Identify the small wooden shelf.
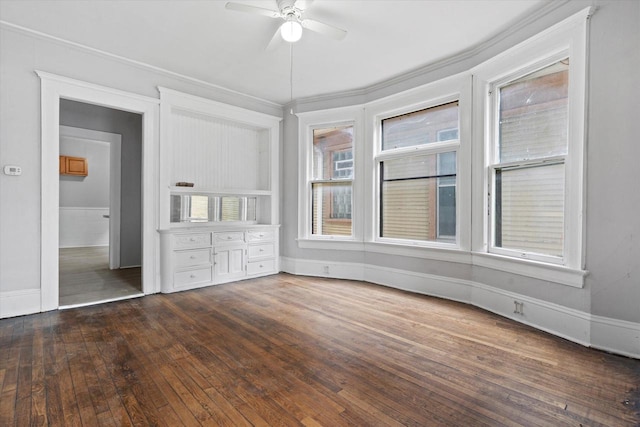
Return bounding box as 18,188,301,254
60,155,88,176
169,186,271,196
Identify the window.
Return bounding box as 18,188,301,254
489,59,569,261
311,125,354,236
378,101,459,243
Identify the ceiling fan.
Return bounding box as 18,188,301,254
225,0,347,48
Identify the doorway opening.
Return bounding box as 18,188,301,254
58,112,142,307
38,71,159,313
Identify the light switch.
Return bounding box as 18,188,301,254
3,165,22,176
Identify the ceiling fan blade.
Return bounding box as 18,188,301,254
225,2,281,19
265,27,284,51
301,18,347,40
294,0,314,10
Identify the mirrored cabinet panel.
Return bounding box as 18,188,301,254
170,194,257,223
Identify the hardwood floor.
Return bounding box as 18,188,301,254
1,274,638,426
59,247,142,307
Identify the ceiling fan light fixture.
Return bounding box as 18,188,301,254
280,15,302,42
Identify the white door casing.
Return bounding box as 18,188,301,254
38,71,160,311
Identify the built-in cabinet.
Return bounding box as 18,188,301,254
157,88,281,293
159,226,279,292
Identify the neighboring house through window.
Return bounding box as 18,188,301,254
378,101,459,243
311,125,354,236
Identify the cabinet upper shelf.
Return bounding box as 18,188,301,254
169,187,271,196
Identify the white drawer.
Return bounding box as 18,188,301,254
247,229,274,242
174,249,211,268
247,258,276,275
214,231,245,244
174,267,212,288
247,243,274,259
173,233,211,249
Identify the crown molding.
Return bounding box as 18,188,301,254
2,0,574,116
0,20,283,112
293,0,573,112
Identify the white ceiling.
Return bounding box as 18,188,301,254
0,0,546,105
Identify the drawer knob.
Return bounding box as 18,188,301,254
190,255,196,259
259,248,264,252
259,264,264,268
190,237,196,241
190,274,196,278
259,234,264,237
227,236,232,240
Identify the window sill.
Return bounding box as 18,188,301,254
365,241,471,264
297,238,365,251
471,252,587,288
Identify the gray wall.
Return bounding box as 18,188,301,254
0,19,281,294
60,99,142,267
281,0,640,324
585,0,640,321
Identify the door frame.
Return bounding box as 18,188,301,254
59,125,122,269
38,71,160,311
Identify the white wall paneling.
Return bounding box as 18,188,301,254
170,109,270,191
158,87,281,229
59,207,110,248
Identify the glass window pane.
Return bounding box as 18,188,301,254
380,152,456,242
312,182,352,236
313,125,353,180
495,163,564,257
190,195,209,221
246,197,257,222
382,102,458,151
221,196,241,221
499,60,569,162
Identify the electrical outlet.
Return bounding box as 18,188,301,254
513,301,524,315
323,265,330,274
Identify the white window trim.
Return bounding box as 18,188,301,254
297,106,364,246
471,7,592,285
295,8,591,288
367,74,472,251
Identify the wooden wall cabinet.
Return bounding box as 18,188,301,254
59,155,88,176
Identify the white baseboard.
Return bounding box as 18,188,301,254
281,256,638,359
280,257,365,281
0,289,41,318
590,315,640,359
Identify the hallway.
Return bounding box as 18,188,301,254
59,246,142,307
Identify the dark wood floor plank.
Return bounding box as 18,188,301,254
2,274,639,426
